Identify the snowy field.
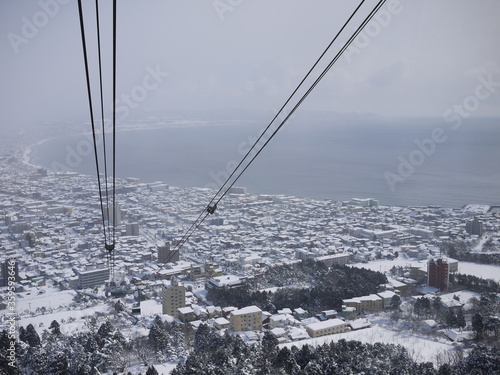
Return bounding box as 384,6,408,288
119,362,177,375
282,324,457,365
15,290,76,314
457,262,500,282
17,304,111,335
352,259,500,282
139,299,163,316
438,290,481,308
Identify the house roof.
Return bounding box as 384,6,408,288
306,318,347,331
178,306,194,314
231,305,262,316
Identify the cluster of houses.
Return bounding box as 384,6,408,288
0,150,497,342
3,152,500,294
159,278,372,342
155,273,401,342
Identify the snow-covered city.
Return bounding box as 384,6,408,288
2,1,500,374
1,129,499,374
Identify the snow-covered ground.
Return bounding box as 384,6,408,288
457,262,500,282
15,290,76,314
282,324,457,365
17,304,111,335
111,362,177,375
438,290,481,309
352,258,500,282
139,299,163,316
352,259,426,274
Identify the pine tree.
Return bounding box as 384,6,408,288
152,315,165,330
391,294,402,310
146,366,159,375
22,347,47,375
432,297,443,318
421,297,432,317
21,324,41,348
148,320,168,352
303,360,324,375
46,351,68,375
261,331,279,365
168,322,187,362
456,346,500,374
193,323,211,354
85,336,99,353
456,309,466,330
49,320,61,336
97,321,114,340
472,313,484,339
114,300,125,314
273,347,301,374
445,310,457,329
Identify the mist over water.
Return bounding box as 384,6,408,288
30,116,500,208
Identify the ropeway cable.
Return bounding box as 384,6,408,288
214,0,387,207
77,0,118,278
168,0,369,262
151,0,388,278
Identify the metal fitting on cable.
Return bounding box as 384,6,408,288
206,204,217,215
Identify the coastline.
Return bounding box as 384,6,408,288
21,119,237,171
18,119,500,210
22,137,54,170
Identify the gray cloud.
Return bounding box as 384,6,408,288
0,0,499,127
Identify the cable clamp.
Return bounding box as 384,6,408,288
207,204,217,215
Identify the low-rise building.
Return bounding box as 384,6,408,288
74,264,109,289
315,253,352,266
214,317,231,330
206,275,245,290
178,306,196,323
343,294,383,314
377,290,397,309
305,318,350,338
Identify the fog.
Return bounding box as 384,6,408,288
1,0,499,129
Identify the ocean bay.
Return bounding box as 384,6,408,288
29,116,500,208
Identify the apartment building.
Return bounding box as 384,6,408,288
161,278,186,318
230,305,263,332
343,294,383,314
427,258,449,291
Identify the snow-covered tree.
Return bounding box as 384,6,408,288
391,294,402,310
273,346,301,375
114,300,125,314
46,351,68,375
472,313,484,339
49,320,61,336
148,320,168,353
21,347,47,375
19,324,41,348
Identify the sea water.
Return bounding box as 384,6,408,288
29,116,500,208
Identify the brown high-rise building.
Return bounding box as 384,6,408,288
427,258,449,291
158,242,179,264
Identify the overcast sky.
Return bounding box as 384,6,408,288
1,0,499,127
